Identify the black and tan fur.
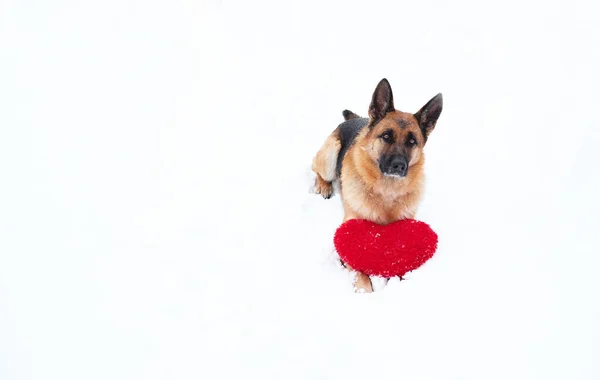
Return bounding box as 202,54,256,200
312,78,443,293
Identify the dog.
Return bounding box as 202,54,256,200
312,78,443,292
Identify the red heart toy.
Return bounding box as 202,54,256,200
334,219,438,278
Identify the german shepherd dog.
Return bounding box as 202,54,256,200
312,78,443,292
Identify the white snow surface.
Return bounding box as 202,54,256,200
1,1,600,379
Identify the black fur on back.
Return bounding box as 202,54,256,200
342,110,360,121
335,117,370,177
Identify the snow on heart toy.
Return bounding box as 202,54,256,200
333,219,438,278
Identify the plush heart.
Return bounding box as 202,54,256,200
334,219,438,278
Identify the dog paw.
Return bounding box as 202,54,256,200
352,271,373,293
314,176,333,199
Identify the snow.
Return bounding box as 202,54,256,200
1,0,599,379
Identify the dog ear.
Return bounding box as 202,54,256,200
414,93,443,138
369,78,395,121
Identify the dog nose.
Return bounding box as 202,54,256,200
390,156,408,176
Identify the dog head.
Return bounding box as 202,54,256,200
364,78,443,178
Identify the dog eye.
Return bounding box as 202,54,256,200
382,133,391,140
406,136,417,146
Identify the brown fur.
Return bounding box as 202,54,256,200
311,133,340,198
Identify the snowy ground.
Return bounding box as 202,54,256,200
1,1,600,379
